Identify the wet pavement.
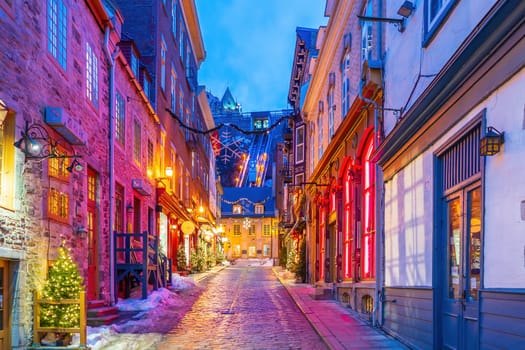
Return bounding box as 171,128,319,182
157,265,328,349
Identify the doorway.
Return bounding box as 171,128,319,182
0,259,9,349
87,168,99,300
437,124,482,349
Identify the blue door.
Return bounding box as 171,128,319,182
442,185,481,349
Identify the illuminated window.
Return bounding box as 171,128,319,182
232,205,243,215
255,204,264,214
115,92,125,145
86,42,98,107
48,157,70,181
0,112,16,208
133,119,141,163
361,137,375,279
263,224,271,236
47,0,67,70
343,161,354,279
147,140,154,176
48,188,68,223
233,224,241,235
248,224,255,236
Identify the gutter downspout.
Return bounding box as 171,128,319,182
104,24,119,305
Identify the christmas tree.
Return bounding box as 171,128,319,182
40,243,84,328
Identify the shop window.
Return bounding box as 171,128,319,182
48,146,71,181
361,137,375,279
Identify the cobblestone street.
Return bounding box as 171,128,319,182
157,266,327,349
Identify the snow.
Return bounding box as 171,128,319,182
78,275,201,350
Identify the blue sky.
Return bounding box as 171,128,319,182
195,1,328,113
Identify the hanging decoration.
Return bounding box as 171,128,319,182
166,108,298,136
221,196,270,206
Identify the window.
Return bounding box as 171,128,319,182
47,0,67,70
255,204,264,214
170,65,177,112
233,224,241,235
130,50,139,78
317,115,323,161
341,51,351,117
180,27,185,60
310,131,315,173
361,137,375,279
160,36,167,92
263,224,271,236
133,119,141,163
248,224,255,236
179,86,184,119
0,112,16,208
295,125,305,164
115,183,124,233
425,0,456,43
233,205,243,214
86,42,98,107
263,245,270,256
171,2,177,38
115,92,125,145
160,130,166,175
143,73,151,101
170,148,176,190
328,88,335,139
48,146,71,180
295,173,304,188
343,161,354,279
361,1,373,63
48,188,68,223
147,140,154,176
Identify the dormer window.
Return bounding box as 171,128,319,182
255,204,264,214
233,204,243,214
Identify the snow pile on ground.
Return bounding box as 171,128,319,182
83,277,202,349
171,273,197,290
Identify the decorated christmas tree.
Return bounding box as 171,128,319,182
40,243,84,328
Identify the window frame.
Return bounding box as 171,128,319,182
86,42,99,107
160,36,167,92
133,119,141,164
47,0,67,70
295,125,305,164
115,91,125,145
423,0,457,45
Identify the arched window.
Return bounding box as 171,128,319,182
343,162,353,279
362,137,375,279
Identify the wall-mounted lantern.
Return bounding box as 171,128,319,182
480,126,504,156
358,1,415,32
14,121,82,162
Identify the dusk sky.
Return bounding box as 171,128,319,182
195,1,328,113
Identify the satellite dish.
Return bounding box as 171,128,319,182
181,221,195,235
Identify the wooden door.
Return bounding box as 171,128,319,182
87,168,99,300
0,259,9,349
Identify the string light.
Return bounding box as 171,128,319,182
166,108,298,136
221,196,270,206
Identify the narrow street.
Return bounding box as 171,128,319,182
157,266,328,349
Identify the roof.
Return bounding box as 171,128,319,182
221,187,275,217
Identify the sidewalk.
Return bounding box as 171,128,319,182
274,268,411,350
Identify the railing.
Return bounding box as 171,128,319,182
31,291,87,349
114,231,159,301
